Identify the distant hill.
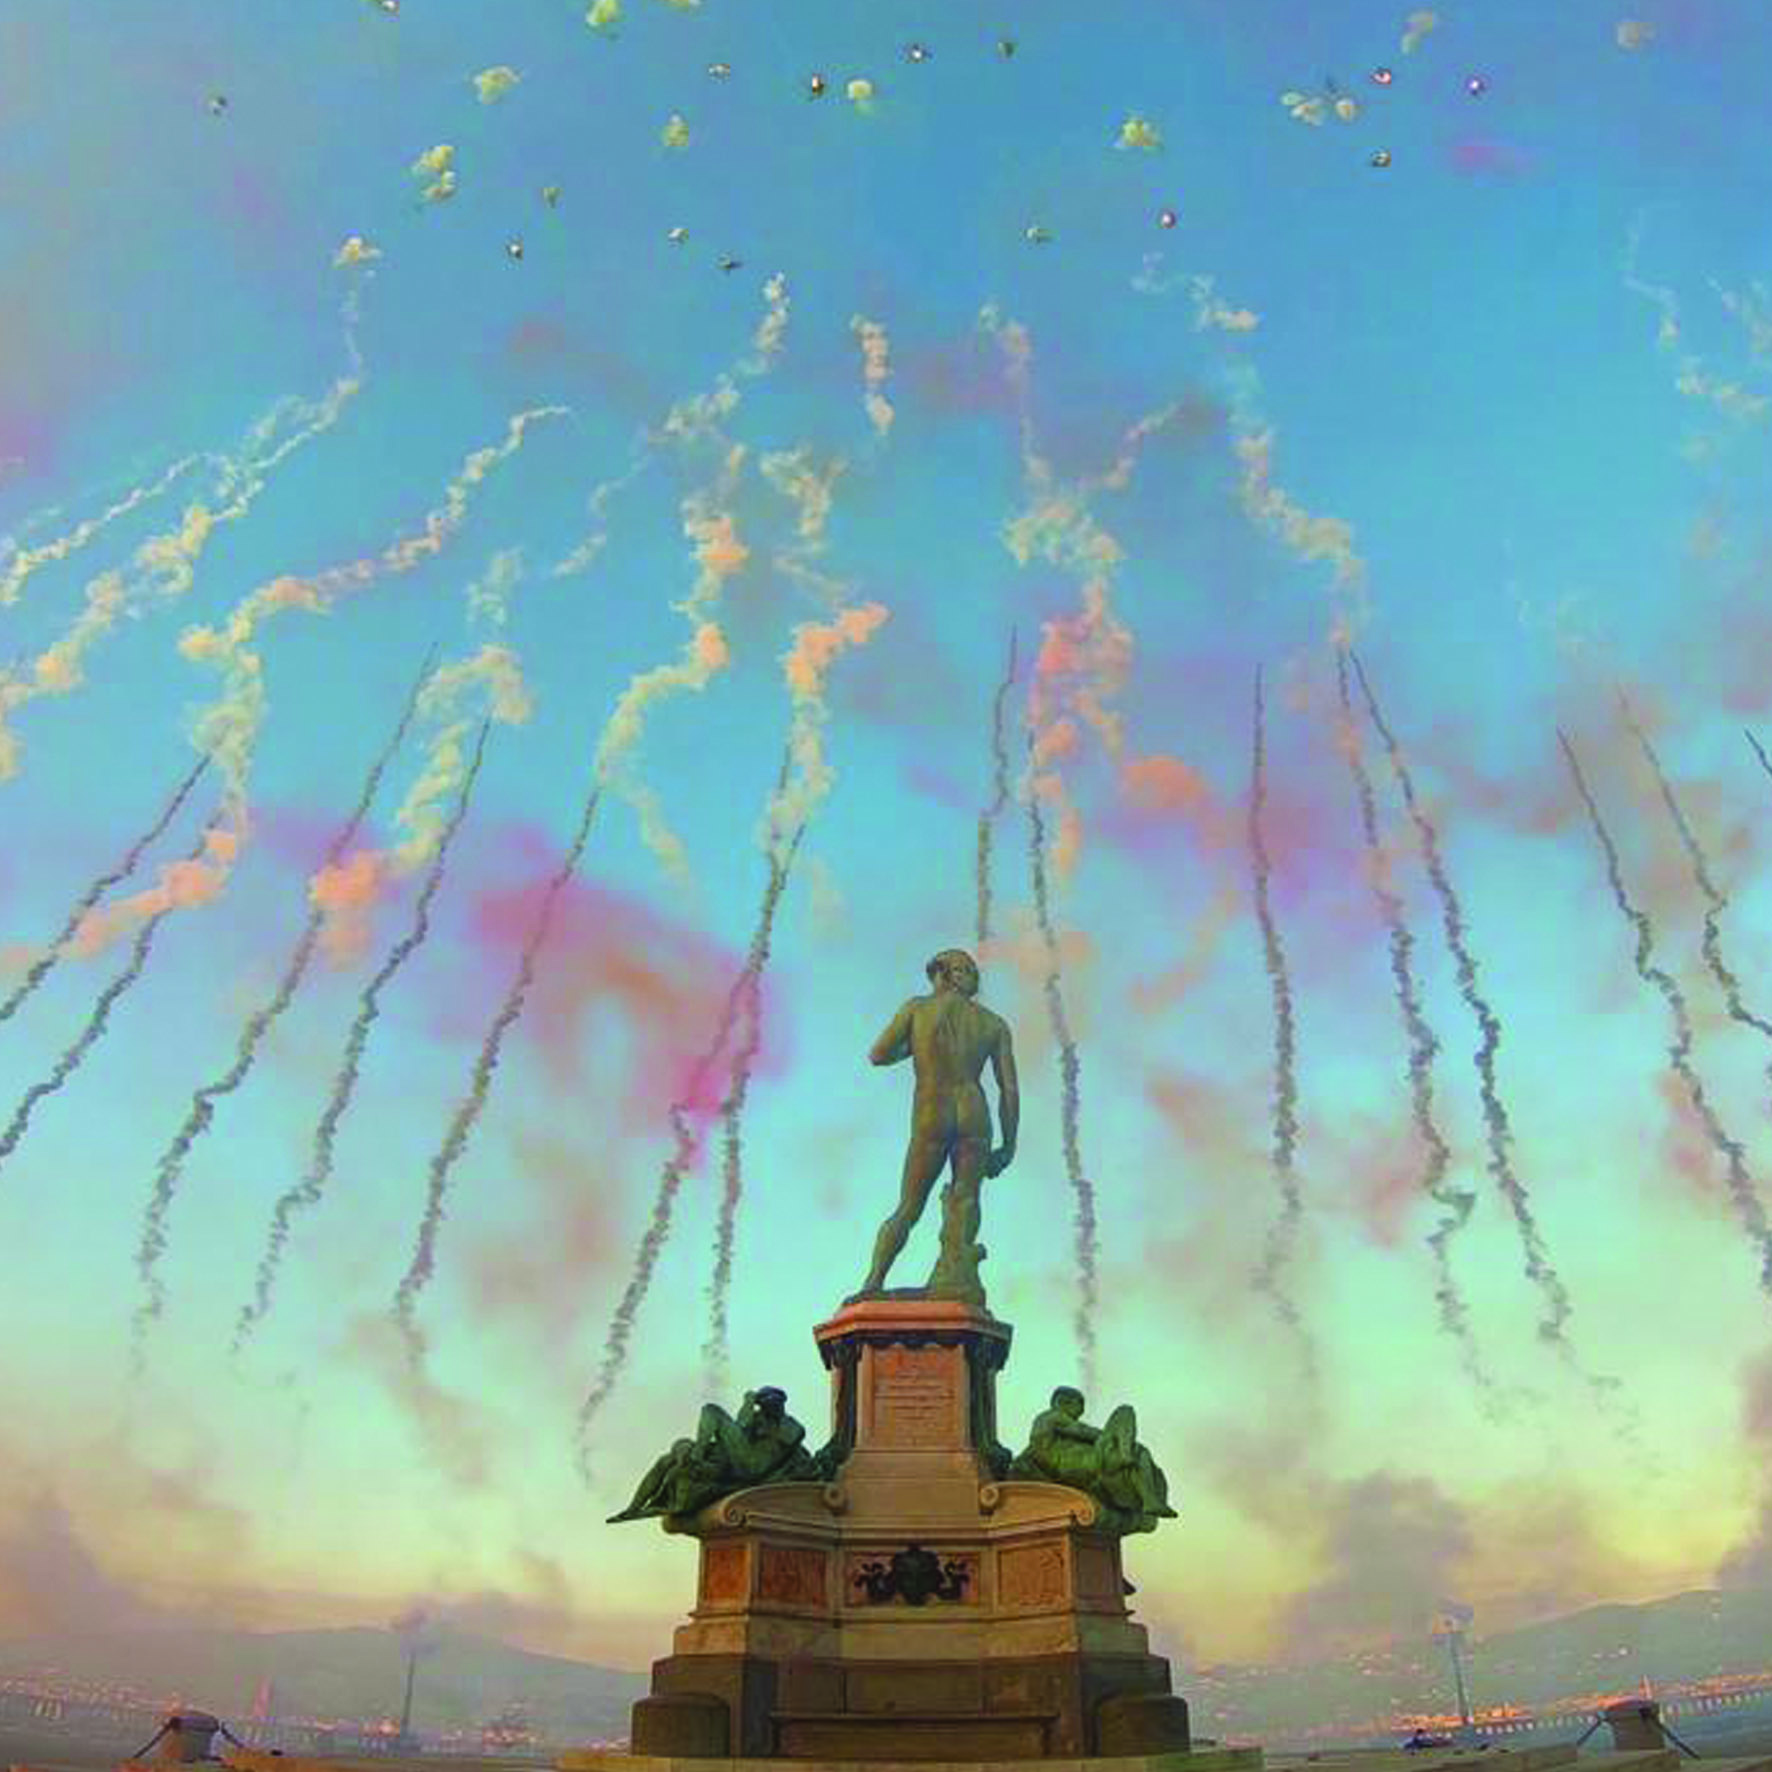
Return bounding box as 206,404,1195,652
0,1625,644,1741
1186,1586,1772,1742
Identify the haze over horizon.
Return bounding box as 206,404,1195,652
3,0,1772,1675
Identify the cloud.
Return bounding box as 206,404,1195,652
1117,114,1162,152
586,0,621,30
1616,18,1655,48
660,113,690,150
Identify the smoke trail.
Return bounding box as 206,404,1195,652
0,754,209,1030
0,815,219,1180
0,454,204,607
576,822,802,1467
551,274,789,582
1561,731,1772,1296
1247,667,1314,1378
975,630,1020,952
1334,650,1488,1392
390,779,604,1363
1352,653,1576,1353
233,720,494,1355
1620,694,1772,1085
1026,758,1099,1392
0,332,363,782
850,315,895,439
309,647,532,965
989,303,1179,883
702,823,805,1395
129,654,434,1361
1749,728,1772,786
595,279,793,883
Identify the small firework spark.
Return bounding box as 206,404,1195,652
905,42,930,62
1158,207,1178,228
506,237,524,260
807,74,827,96
1371,66,1394,84
1466,73,1488,95
1370,148,1392,167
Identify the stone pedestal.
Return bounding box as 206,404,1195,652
622,1297,1200,1764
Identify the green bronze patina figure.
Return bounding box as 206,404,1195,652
857,948,1019,1305
1010,1386,1177,1536
607,1387,817,1524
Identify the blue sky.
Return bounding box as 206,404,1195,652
2,0,1772,1676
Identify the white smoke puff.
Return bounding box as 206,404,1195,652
412,144,457,203
1400,8,1439,53
333,235,382,269
473,66,521,104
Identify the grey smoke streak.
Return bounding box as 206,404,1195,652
1621,694,1772,1084
975,629,1019,951
1247,667,1314,1380
1748,728,1772,786
0,817,220,1179
233,720,493,1355
577,825,800,1472
131,652,435,1363
1560,731,1772,1297
1335,649,1489,1395
390,778,604,1363
1352,653,1577,1354
0,755,209,1031
1026,758,1099,1392
703,823,805,1394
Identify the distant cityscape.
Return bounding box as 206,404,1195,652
8,1588,1772,1758
0,1674,626,1759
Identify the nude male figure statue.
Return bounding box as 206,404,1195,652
857,948,1019,1305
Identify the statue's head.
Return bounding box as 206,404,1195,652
1050,1386,1085,1418
755,1386,788,1418
925,948,980,998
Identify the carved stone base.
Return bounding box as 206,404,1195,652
616,1295,1194,1762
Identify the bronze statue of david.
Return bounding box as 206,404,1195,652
857,948,1019,1305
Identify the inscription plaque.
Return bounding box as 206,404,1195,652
868,1344,960,1447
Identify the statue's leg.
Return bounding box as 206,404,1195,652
927,1138,990,1301
696,1403,746,1467
860,1132,947,1292
609,1442,690,1520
